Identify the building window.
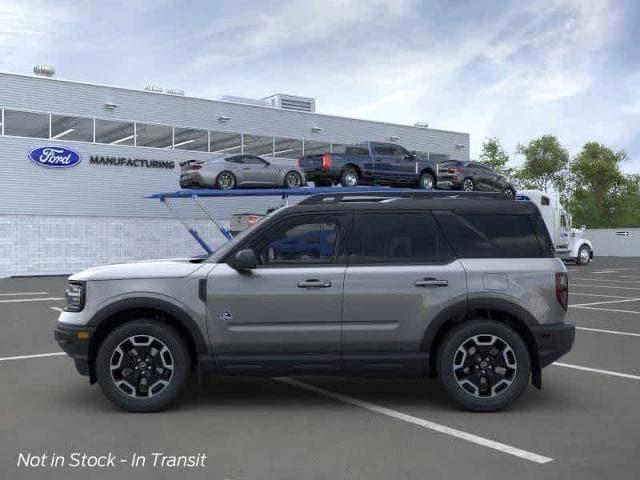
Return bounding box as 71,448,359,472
51,115,94,142
273,137,303,159
136,123,173,149
243,134,274,156
3,110,49,138
209,131,242,154
303,140,330,156
173,127,208,151
95,119,134,145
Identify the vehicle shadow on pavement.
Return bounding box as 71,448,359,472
54,374,576,415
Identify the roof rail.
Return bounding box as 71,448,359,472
297,190,509,205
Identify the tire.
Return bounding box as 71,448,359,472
504,188,515,199
576,245,591,265
437,320,531,412
96,320,191,412
216,171,236,190
419,172,435,190
284,171,303,189
462,178,475,192
340,167,359,187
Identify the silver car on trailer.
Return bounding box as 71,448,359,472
180,154,306,189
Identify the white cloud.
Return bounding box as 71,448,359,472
0,1,72,53
192,0,417,69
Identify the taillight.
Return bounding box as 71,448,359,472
322,153,332,170
191,164,202,170
555,272,568,311
247,215,260,226
297,158,301,167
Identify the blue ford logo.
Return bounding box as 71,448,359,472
28,146,82,168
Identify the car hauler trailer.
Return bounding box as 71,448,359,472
517,190,593,265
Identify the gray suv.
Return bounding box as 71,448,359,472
54,191,575,412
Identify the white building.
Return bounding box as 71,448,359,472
0,71,470,276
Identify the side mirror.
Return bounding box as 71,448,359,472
232,249,257,271
405,153,416,161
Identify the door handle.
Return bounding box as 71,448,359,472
297,279,332,288
415,278,448,287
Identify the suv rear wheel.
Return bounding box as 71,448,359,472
462,178,475,191
437,320,530,412
96,320,191,412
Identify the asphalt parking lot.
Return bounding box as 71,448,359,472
1,258,639,479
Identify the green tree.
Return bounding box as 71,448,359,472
568,142,640,227
515,135,569,193
479,137,512,175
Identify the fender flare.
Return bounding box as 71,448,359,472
421,296,542,386
87,297,209,355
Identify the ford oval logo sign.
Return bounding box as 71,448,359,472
28,146,82,169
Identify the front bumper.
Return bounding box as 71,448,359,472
531,322,575,368
54,323,95,377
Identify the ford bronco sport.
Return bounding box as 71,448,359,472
54,191,575,412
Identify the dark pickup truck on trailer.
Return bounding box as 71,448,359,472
298,141,440,189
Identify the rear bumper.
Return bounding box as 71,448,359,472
531,322,575,368
436,174,462,189
303,168,337,181
54,323,95,377
179,172,207,188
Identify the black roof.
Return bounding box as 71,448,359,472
290,191,539,215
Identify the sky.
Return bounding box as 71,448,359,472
1,0,639,171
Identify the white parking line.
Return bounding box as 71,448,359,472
0,291,49,297
570,297,640,307
576,326,640,338
571,283,640,291
0,352,65,362
0,297,64,304
553,362,640,381
570,305,640,315
570,292,630,299
573,278,640,285
50,307,63,312
277,377,553,464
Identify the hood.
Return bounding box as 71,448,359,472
69,258,205,281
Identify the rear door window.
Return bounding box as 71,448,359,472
433,212,543,258
347,212,453,264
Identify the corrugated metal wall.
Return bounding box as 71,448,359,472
586,228,640,257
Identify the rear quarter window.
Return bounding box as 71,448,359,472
345,147,369,156
433,212,544,258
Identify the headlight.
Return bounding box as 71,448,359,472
64,281,85,312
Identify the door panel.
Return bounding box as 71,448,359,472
206,264,345,353
342,262,467,353
207,213,347,357
341,212,467,362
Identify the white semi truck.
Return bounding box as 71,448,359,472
517,190,593,265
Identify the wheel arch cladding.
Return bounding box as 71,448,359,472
423,298,542,388
86,298,207,384
343,163,361,176
420,168,436,179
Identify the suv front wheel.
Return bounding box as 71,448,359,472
96,320,191,412
437,320,530,412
